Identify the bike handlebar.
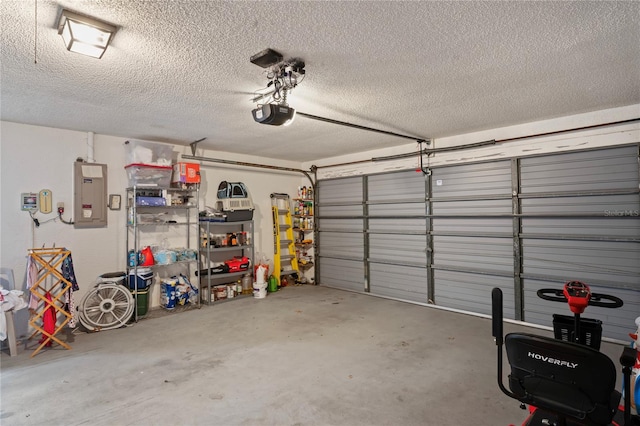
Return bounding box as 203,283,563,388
536,288,623,309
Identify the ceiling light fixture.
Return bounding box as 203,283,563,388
57,9,117,59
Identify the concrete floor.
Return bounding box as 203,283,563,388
0,285,626,426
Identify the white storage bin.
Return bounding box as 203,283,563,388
125,163,172,187
125,140,174,166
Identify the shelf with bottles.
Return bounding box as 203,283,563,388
292,200,314,217
295,185,314,200
196,271,253,304
293,186,314,217
198,220,254,304
292,216,314,231
292,185,316,285
200,229,252,253
125,185,200,321
127,259,198,273
294,238,314,281
294,229,313,244
201,281,253,304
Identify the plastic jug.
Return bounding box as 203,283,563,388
241,274,252,295
139,246,154,266
268,275,278,293
256,265,267,284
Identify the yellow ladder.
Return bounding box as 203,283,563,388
271,193,299,283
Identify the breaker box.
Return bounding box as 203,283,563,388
74,162,108,228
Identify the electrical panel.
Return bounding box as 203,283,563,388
74,162,108,228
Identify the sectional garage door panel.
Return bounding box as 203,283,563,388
431,161,512,199
318,177,365,291
520,145,640,341
521,194,640,215
317,232,364,260
318,177,363,204
368,202,425,217
368,171,425,203
369,234,427,267
432,218,512,235
522,239,640,288
522,217,640,238
319,257,365,293
432,199,512,215
434,270,516,319
430,160,514,314
520,146,639,194
523,279,639,342
521,192,640,238
369,263,428,302
318,218,363,232
319,205,363,217
433,235,514,275
520,145,640,289
364,171,428,300
369,218,427,234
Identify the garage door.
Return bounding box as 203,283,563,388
317,177,365,292
367,170,428,302
431,160,517,319
520,146,640,341
316,144,639,340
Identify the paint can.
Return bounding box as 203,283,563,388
216,286,227,300
253,282,267,299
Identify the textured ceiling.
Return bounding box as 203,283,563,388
1,1,639,162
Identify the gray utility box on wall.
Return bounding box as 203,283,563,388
74,162,108,228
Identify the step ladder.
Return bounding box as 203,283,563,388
271,193,299,283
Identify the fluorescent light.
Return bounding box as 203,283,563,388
58,10,117,59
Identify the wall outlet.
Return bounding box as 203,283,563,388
57,202,64,214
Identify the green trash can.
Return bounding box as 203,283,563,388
131,289,150,316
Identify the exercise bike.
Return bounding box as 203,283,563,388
492,281,640,426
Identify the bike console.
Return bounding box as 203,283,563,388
563,280,591,314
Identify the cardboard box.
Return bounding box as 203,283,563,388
172,162,200,183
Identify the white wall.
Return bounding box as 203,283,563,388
0,123,131,339
0,122,303,338
0,123,126,292
304,104,640,178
